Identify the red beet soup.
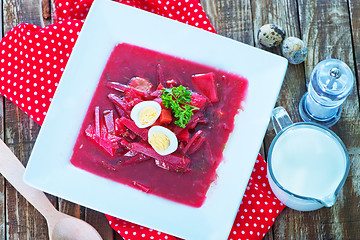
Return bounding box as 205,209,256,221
70,43,248,207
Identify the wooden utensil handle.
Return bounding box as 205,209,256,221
0,139,57,220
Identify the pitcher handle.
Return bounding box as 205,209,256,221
272,107,293,135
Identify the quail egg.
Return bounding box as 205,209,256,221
257,24,286,48
282,37,308,64
148,126,178,155
130,101,162,128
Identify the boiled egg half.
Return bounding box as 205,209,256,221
148,126,178,155
130,101,162,128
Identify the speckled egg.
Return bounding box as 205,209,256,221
282,37,307,64
257,24,286,48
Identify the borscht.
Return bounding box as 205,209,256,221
70,43,248,207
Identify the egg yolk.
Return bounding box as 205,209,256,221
149,132,170,151
139,107,157,125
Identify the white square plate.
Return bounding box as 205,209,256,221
24,0,287,239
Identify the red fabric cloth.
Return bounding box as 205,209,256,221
0,0,285,239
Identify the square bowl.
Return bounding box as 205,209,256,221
24,0,288,239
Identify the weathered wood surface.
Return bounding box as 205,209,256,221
0,1,6,239
0,0,359,240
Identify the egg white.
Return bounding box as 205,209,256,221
148,126,178,155
130,101,162,128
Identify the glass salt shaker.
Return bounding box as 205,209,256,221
299,59,354,127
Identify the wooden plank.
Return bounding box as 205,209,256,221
270,0,360,239
3,0,45,28
201,0,254,45
251,0,306,133
0,0,7,238
85,209,116,240
4,103,46,240
349,0,360,107
41,0,52,26
3,0,50,239
0,100,5,240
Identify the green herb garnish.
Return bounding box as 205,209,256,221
161,85,199,128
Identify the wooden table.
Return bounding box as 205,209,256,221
0,0,359,239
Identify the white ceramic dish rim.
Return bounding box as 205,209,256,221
24,1,288,239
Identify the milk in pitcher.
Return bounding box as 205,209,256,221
269,124,348,210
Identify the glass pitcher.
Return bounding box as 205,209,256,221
267,107,350,211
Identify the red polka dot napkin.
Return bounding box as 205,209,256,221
0,0,286,239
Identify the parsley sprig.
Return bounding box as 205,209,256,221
161,85,199,128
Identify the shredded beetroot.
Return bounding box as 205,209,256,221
182,130,203,155
128,77,153,92
85,124,121,157
187,136,206,155
156,64,167,87
119,139,131,149
173,112,204,135
155,159,191,172
131,142,190,170
129,98,143,107
166,78,178,88
150,90,163,98
118,152,151,166
119,117,149,141
152,97,164,108
191,72,218,102
106,81,147,98
190,92,207,110
115,118,126,135
156,83,164,91
177,129,190,142
104,110,115,135
108,94,131,116
94,106,101,140
132,181,150,193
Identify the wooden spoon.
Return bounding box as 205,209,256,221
0,139,103,240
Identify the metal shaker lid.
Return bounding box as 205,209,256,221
310,59,354,100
